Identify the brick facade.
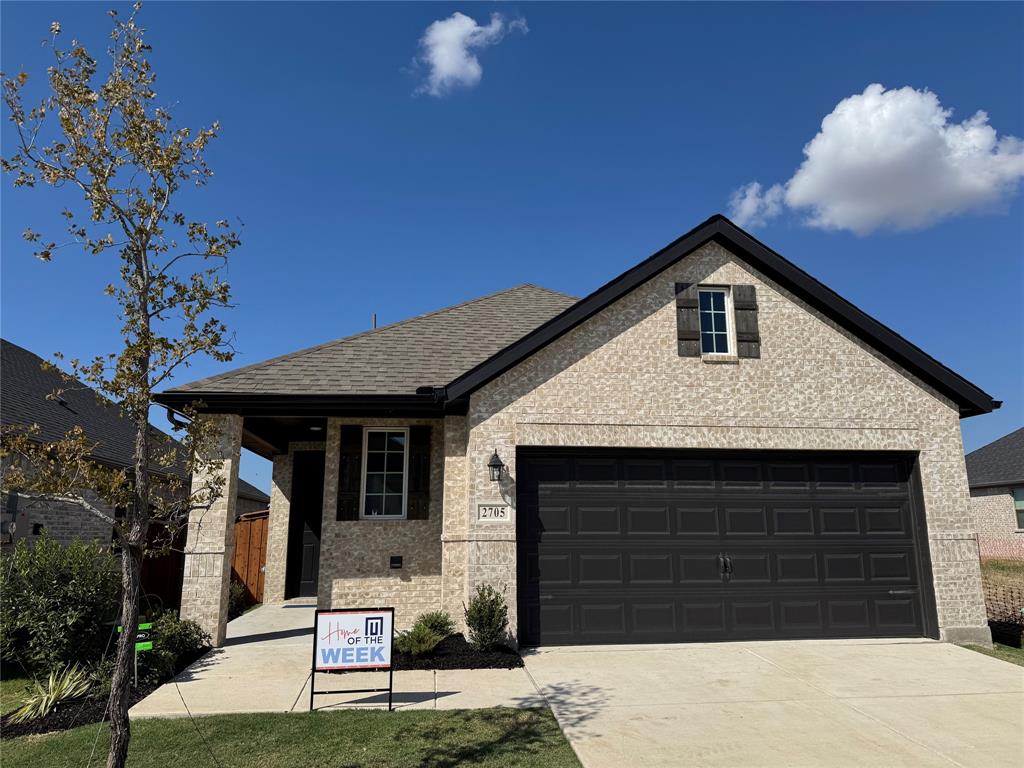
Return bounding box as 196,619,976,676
969,486,1024,560
253,240,988,645
460,241,988,644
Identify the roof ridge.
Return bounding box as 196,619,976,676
166,283,570,393
519,283,579,301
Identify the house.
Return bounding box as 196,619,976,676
0,338,269,547
155,215,999,648
966,427,1024,560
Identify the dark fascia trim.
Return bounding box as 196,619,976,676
969,479,1024,491
152,391,462,418
444,214,999,417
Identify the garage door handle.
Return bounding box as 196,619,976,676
887,589,916,596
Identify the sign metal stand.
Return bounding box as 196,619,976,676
310,606,395,712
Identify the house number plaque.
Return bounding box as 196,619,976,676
477,504,510,521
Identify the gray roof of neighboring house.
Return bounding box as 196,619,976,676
1,338,268,502
965,427,1024,489
164,284,578,396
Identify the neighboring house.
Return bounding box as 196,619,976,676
155,215,1000,648
0,338,269,548
966,427,1024,560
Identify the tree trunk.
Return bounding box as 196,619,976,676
106,539,143,768
107,365,151,767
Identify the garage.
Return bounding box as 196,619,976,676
517,449,939,646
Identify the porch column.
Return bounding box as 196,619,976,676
263,453,292,603
180,413,243,647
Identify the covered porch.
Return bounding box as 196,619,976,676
155,393,467,648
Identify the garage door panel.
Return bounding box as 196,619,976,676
518,449,936,646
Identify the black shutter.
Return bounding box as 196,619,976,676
733,285,761,359
336,426,363,521
675,282,701,357
406,426,431,520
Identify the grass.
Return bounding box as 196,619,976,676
980,558,1024,587
3,707,581,768
963,643,1024,667
1,673,35,716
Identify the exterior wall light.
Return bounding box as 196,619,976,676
487,450,505,482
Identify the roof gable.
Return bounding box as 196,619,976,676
444,215,998,417
966,427,1024,488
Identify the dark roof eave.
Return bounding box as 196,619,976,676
153,391,463,418
969,478,1024,490
443,215,999,417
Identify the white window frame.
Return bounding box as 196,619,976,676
1014,488,1024,531
359,427,410,520
697,286,736,356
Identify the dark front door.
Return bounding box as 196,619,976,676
517,449,938,647
286,450,325,599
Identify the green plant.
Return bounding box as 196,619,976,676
395,624,443,656
7,664,91,723
0,533,120,674
228,579,249,620
138,611,211,686
414,611,455,638
464,584,509,651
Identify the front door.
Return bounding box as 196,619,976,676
286,450,325,599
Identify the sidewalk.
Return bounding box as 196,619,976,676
130,603,541,718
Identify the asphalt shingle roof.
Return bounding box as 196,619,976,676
1,338,268,502
166,284,579,396
965,427,1024,488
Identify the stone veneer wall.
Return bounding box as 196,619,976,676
318,417,445,628
180,414,242,646
969,486,1024,560
459,241,990,644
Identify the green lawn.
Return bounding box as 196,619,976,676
980,558,1024,587
4,707,581,768
963,643,1024,667
1,673,34,716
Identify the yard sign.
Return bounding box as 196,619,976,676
310,607,394,711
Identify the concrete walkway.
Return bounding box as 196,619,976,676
130,603,540,718
523,638,1024,768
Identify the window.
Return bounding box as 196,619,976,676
698,288,730,354
1014,489,1024,530
361,428,408,518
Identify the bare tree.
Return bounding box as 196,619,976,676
1,5,239,765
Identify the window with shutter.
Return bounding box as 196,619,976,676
336,426,363,521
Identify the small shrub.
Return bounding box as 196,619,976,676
414,610,455,638
395,624,442,656
0,533,120,674
8,664,91,723
228,579,249,620
138,611,211,686
464,584,509,651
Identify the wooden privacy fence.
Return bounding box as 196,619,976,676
233,510,269,604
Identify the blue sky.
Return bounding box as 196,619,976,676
2,2,1022,492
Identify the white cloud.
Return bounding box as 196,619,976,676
728,84,1024,234
415,12,527,97
728,182,785,228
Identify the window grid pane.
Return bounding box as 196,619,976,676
697,290,729,354
1017,509,1024,530
364,430,406,517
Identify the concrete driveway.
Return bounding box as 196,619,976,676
523,639,1024,768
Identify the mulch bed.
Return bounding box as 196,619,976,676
1,684,156,739
393,633,523,671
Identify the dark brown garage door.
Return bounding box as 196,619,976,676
517,449,938,646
